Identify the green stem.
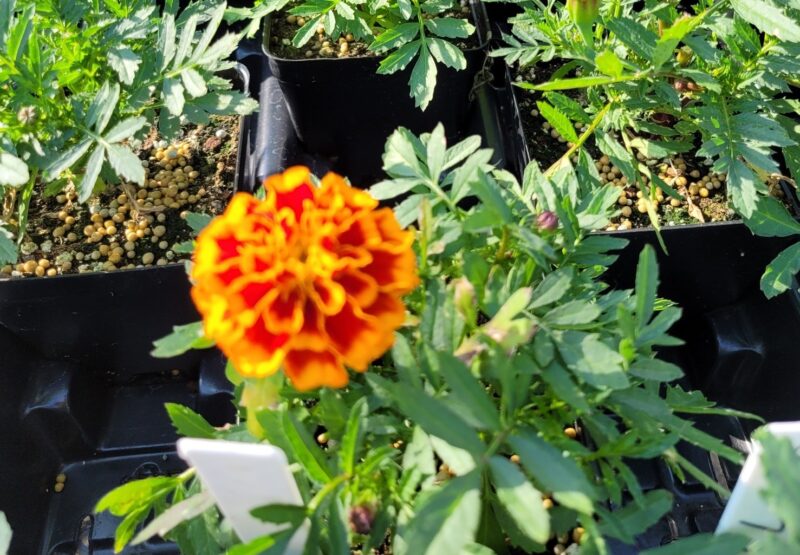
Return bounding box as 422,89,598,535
308,474,350,512
544,101,612,177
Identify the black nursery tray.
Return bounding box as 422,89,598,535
0,55,266,555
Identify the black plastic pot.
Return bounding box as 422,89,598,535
0,60,262,554
262,1,491,184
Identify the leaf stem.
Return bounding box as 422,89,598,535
544,101,613,177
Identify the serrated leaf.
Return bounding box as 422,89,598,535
105,117,147,144
106,144,145,184
173,13,199,68
760,242,800,298
428,37,466,70
409,46,437,110
425,17,474,38
44,139,92,181
0,150,29,187
78,146,105,203
536,101,578,143
606,18,656,61
370,22,419,51
163,77,185,116
744,196,800,237
509,431,597,513
132,491,214,546
489,456,550,544
181,68,208,98
108,46,141,85
730,0,800,42
530,268,573,309
378,40,421,74
556,330,629,390
727,159,759,218
165,403,216,439
95,476,177,515
635,245,658,328
152,321,212,358
543,300,601,327
402,472,481,555
158,14,177,70
292,16,321,48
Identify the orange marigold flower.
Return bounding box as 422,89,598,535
190,166,419,391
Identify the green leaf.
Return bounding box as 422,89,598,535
181,68,208,98
86,82,120,132
744,196,800,237
443,135,482,170
250,503,307,526
132,491,214,545
0,227,16,265
378,40,421,74
391,382,484,455
0,511,11,555
226,532,289,555
165,403,217,439
402,471,482,555
596,131,638,185
426,123,447,180
78,146,105,203
488,456,550,544
760,242,800,298
595,49,624,77
403,426,437,476
370,23,419,51
186,212,213,233
518,74,637,91
530,268,573,309
44,139,92,181
339,397,368,475
727,160,759,218
536,102,578,143
95,476,177,515
281,411,333,484
163,77,185,116
641,532,749,555
106,144,145,184
428,37,466,70
0,150,29,187
429,348,501,431
509,431,596,513
555,330,629,390
543,300,601,327
606,18,656,61
634,245,658,328
292,16,321,47
424,17,474,38
108,46,141,85
730,0,800,42
151,322,211,358
105,117,147,144
174,13,199,68
652,14,701,70
114,506,150,553
409,46,437,110
328,499,349,555
629,358,683,382
600,490,673,543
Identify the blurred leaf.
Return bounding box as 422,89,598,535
402,471,481,555
0,512,11,555
641,532,749,555
339,397,368,475
281,411,333,484
95,476,177,515
488,456,550,544
761,242,800,298
132,491,214,545
186,212,213,233
635,245,658,328
165,403,216,439
250,504,307,526
151,321,212,358
0,151,29,187
0,227,17,265
509,431,597,514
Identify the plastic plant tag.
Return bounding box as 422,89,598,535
177,438,308,552
716,421,800,538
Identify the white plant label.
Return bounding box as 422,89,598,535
716,421,800,539
177,438,308,553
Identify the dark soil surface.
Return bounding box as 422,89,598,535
267,2,476,60
2,116,239,278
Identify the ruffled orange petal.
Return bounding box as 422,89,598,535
283,349,349,391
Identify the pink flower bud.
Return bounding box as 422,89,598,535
537,211,558,231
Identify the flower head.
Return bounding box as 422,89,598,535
191,167,419,391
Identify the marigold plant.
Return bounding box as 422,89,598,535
190,166,418,390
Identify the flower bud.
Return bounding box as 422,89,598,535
17,106,36,125
536,211,558,231
349,505,374,535
453,277,476,319
567,0,599,42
